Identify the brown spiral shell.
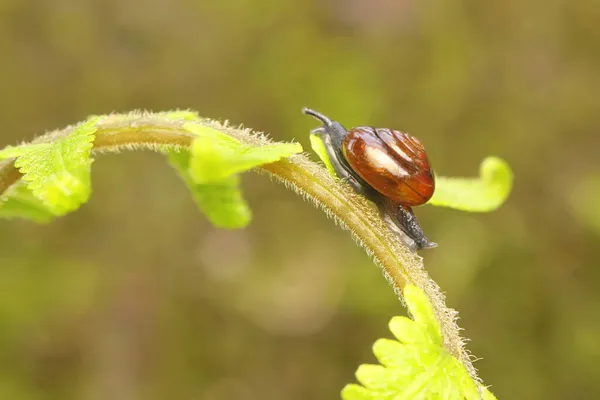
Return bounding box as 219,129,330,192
342,126,435,206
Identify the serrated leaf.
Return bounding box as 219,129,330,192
0,117,99,216
387,316,428,345
190,176,252,228
355,364,398,390
168,151,251,229
0,182,56,223
342,285,497,400
341,384,374,400
167,124,302,229
428,157,513,212
0,143,53,158
401,285,443,345
372,339,417,371
185,123,302,183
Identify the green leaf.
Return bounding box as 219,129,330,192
184,123,302,183
0,117,99,216
166,123,302,229
342,284,497,400
428,157,513,212
309,134,336,175
0,182,56,223
168,150,252,229
168,124,302,229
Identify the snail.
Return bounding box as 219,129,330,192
303,107,436,251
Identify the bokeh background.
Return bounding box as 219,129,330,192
1,0,600,399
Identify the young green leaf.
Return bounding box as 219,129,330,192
0,117,99,215
309,134,336,176
168,124,302,229
427,157,513,212
168,150,252,229
0,182,56,223
341,284,497,400
184,123,302,183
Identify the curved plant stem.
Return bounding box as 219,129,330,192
0,112,479,385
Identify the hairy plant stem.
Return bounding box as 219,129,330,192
0,113,480,386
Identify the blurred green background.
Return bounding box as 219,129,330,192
1,0,600,399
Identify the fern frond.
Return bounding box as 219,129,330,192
427,157,513,212
342,285,497,400
0,117,99,216
0,110,504,392
0,182,55,223
0,114,303,227
167,123,302,229
184,123,302,184
168,151,252,229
